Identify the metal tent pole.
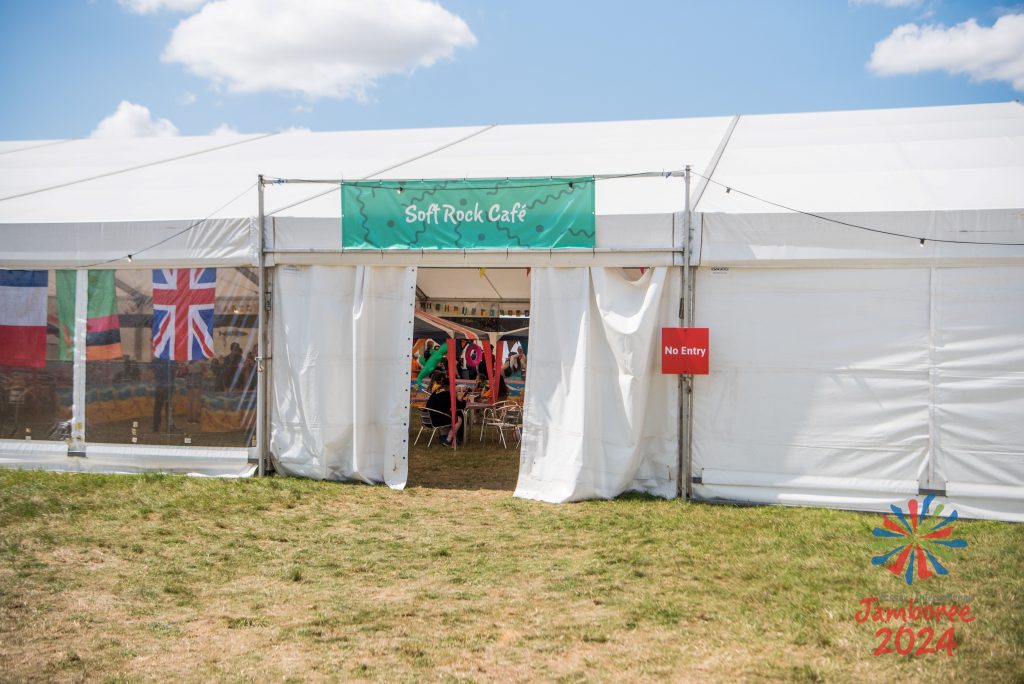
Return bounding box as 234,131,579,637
70,269,88,454
256,175,267,476
680,165,693,499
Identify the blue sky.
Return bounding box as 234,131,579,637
0,0,1020,140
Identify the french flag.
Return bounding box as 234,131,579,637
0,270,48,368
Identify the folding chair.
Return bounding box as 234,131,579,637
479,400,514,442
489,404,523,449
414,407,457,447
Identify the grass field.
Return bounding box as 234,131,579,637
1,438,1022,683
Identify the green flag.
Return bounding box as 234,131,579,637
57,271,123,361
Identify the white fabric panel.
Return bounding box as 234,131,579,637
693,484,1024,523
271,265,415,486
271,217,340,251
0,440,68,461
698,210,1024,267
515,266,680,502
946,482,1024,501
269,214,679,258
0,134,268,218
0,129,471,223
83,444,255,477
596,213,677,252
692,267,931,489
380,117,731,217
0,441,255,477
932,267,1024,502
0,139,69,155
696,102,1024,214
700,469,919,494
0,117,732,225
0,218,255,268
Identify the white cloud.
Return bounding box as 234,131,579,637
177,91,198,106
91,101,179,138
119,0,206,13
869,14,1024,90
293,104,313,114
210,123,241,136
162,0,476,100
850,0,922,7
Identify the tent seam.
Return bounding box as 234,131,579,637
0,138,76,157
266,123,500,216
0,132,280,203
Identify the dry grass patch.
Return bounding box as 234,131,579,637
1,451,1022,682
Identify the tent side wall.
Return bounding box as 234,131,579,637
690,211,1024,522
0,264,260,476
0,210,683,481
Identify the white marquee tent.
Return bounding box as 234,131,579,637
1,102,1022,520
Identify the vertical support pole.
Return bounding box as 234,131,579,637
679,165,693,499
925,266,936,492
70,269,88,452
256,175,268,476
481,336,495,404
494,339,505,403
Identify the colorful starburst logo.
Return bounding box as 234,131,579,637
871,495,968,586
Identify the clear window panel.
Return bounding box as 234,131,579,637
84,267,258,447
0,269,74,442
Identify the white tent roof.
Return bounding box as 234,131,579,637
1,102,1022,270
692,102,1024,266
696,102,1024,214
0,116,733,224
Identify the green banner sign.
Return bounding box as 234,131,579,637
341,177,595,249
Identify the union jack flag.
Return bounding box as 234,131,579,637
152,268,216,360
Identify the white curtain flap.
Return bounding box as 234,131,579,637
515,266,681,502
270,265,415,486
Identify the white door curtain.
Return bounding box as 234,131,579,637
270,265,416,487
515,267,681,503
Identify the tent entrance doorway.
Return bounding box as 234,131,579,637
407,267,530,491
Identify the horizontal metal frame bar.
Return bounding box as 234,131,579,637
266,171,687,185
269,247,683,254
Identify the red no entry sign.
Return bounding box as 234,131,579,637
661,328,709,375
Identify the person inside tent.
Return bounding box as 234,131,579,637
418,339,439,372
425,370,466,447
151,356,177,432
113,355,140,384
222,342,244,391
503,348,525,380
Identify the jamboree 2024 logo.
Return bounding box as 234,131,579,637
871,494,968,585
856,495,974,657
